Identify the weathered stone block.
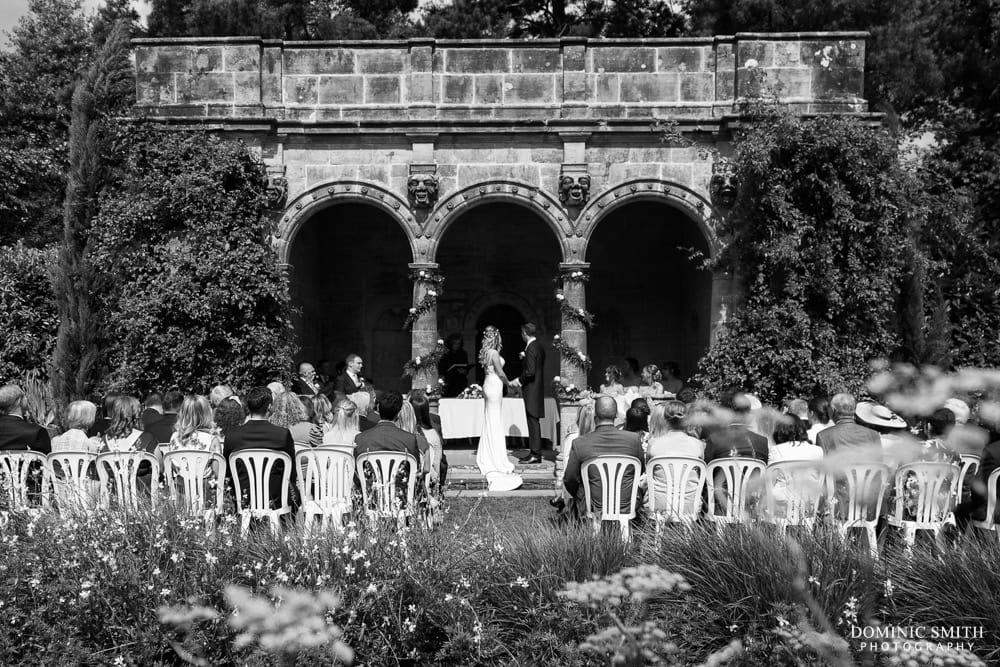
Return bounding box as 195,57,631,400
442,75,473,104
365,76,402,104
318,75,362,104
772,41,800,67
410,45,433,71
474,75,503,104
660,162,693,187
813,66,864,99
233,72,260,104
444,49,509,73
680,73,714,101
136,73,176,105
284,49,355,75
410,72,434,103
562,44,586,71
306,164,359,185
715,42,735,70
563,72,590,102
358,164,390,183
224,45,259,72
284,76,318,105
457,163,539,187
342,107,406,120
768,67,812,98
136,46,188,73
620,73,679,103
593,47,655,72
262,74,282,105
800,40,865,68
504,74,555,104
357,50,406,74
176,72,233,103
263,48,281,75
657,46,706,72
736,41,774,68
716,70,735,99
595,74,619,103
531,146,562,163
511,48,560,72
191,47,223,73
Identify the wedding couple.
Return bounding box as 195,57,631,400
477,322,545,492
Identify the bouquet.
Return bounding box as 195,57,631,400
458,384,484,399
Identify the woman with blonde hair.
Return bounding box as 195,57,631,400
268,391,312,444
322,398,360,446
646,400,705,513
308,394,335,446
639,364,664,397
168,395,221,454
394,400,434,481
51,401,100,453
599,365,625,397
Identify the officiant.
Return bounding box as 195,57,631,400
438,333,473,398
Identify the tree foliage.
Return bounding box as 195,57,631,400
0,244,58,383
89,124,294,395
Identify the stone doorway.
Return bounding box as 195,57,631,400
473,303,526,386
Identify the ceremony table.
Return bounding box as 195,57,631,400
438,397,560,444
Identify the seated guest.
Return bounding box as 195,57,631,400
209,385,234,408
291,362,322,397
51,400,100,454
786,398,809,423
806,395,833,444
393,401,433,478
411,392,448,485
308,394,335,446
623,406,648,436
0,384,52,454
354,391,422,462
661,362,684,395
334,354,367,401
98,396,160,457
639,365,664,396
815,393,881,457
955,436,1000,530
267,381,286,399
599,365,625,397
223,387,295,507
646,401,705,513
213,397,245,444
944,397,989,457
147,390,183,445
350,391,377,432
89,393,119,437
563,396,644,513
855,402,909,466
141,392,164,430
890,408,961,523
268,391,312,444
557,403,595,504
769,416,823,463
704,390,769,464
323,398,361,446
168,395,221,453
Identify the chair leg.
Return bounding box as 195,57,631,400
903,525,916,552
620,520,630,543
240,513,251,537
866,526,879,561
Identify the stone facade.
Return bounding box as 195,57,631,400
132,35,871,438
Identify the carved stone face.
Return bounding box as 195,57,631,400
407,175,439,209
265,176,288,209
709,159,738,209
559,175,591,206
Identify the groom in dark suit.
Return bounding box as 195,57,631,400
511,322,545,464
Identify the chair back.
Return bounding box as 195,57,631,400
706,457,766,522
957,454,981,502
229,449,292,514
763,460,825,524
646,456,706,522
356,451,417,519
980,467,1000,529
46,451,98,510
890,461,957,526
580,455,643,522
96,451,161,510
835,461,890,524
162,449,225,514
296,447,355,508
0,451,48,512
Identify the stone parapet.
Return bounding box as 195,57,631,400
133,33,869,124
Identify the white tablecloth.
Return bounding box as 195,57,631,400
439,398,559,443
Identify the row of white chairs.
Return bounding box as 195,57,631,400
0,448,432,534
580,454,984,554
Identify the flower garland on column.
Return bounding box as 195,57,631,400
403,338,447,397
553,268,594,374
403,268,445,331
552,334,592,372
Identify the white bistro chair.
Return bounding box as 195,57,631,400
0,451,48,525
887,461,957,549
645,456,706,530
957,454,980,504
162,449,226,527
580,455,643,542
229,449,293,535
296,447,355,532
96,451,161,511
356,451,419,528
705,457,766,533
762,460,826,532
46,451,99,513
832,461,889,559
971,468,1000,540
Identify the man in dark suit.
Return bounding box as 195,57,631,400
354,391,425,463
290,361,322,397
704,391,769,463
141,392,164,430
563,396,643,512
815,392,881,456
223,386,296,508
0,385,51,453
334,354,367,401
510,322,545,464
147,390,183,444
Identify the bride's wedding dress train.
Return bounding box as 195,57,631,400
476,369,523,492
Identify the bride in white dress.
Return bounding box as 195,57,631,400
476,326,523,492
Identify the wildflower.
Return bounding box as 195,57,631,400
807,576,819,586
365,584,376,594
205,552,217,566
160,588,171,596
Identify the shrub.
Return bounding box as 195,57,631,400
0,242,57,382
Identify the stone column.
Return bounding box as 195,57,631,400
555,262,590,491
408,262,442,391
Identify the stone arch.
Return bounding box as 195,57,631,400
275,180,418,265
571,179,721,262
461,291,544,340
421,180,572,263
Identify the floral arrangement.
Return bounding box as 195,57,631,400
555,269,589,284
556,292,596,329
403,269,444,331
410,378,446,399
553,334,592,372
553,376,591,401
403,339,446,377
457,384,484,399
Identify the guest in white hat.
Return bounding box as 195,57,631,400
855,401,909,466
